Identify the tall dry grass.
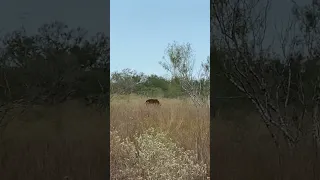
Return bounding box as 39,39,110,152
0,100,108,180
212,108,320,180
110,94,210,179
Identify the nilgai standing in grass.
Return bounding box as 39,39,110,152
145,99,161,106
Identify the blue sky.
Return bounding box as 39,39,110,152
110,0,209,77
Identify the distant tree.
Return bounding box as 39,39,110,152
110,68,145,98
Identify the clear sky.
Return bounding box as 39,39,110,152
110,0,210,77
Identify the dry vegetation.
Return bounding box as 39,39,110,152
0,100,108,180
212,0,320,178
110,94,210,180
213,107,320,180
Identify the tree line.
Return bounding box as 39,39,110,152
0,21,109,104
111,41,210,107
0,21,109,137
111,68,210,99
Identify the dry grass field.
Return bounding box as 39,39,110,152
110,94,210,179
0,94,317,179
212,107,320,180
0,100,108,180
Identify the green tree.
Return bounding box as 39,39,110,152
159,41,210,106
110,68,144,96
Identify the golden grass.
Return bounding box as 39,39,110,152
110,94,210,179
2,93,318,179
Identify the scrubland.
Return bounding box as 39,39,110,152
0,94,209,180
212,107,320,180
1,94,317,180
110,94,210,180
0,100,108,180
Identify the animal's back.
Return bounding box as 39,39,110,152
145,99,161,106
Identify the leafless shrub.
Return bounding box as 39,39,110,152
212,0,320,176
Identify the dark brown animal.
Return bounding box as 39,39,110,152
145,99,161,106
